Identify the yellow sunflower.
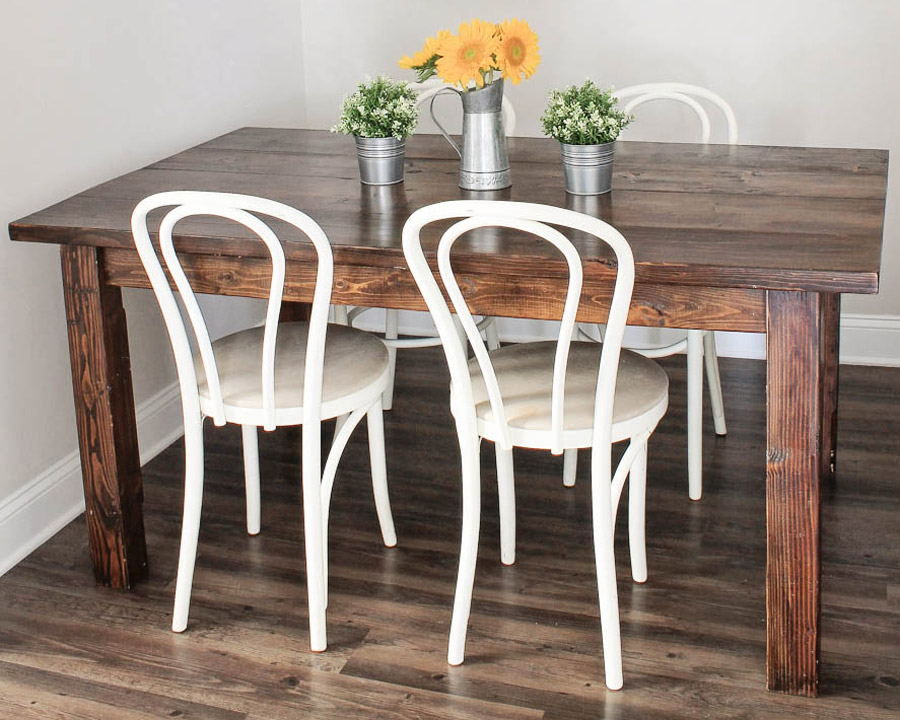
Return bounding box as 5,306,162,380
399,29,451,69
497,19,540,85
435,19,500,89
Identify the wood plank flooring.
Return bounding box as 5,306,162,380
1,350,898,718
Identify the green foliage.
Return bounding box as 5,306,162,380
540,80,633,145
332,76,420,139
410,54,439,84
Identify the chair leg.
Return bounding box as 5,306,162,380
686,329,704,501
241,425,261,536
367,404,397,547
383,309,399,410
704,331,728,436
563,448,578,487
301,423,327,652
447,427,482,667
453,315,468,355
484,317,501,350
172,414,205,633
590,442,623,691
332,305,349,326
320,406,369,608
628,442,648,584
495,445,516,566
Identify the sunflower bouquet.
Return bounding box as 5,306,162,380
399,19,540,91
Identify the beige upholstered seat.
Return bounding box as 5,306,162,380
465,342,668,446
196,323,390,424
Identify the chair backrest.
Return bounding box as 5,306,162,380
131,191,334,433
402,201,634,455
411,78,518,136
613,83,738,144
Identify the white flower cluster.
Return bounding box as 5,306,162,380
540,80,632,145
332,76,420,140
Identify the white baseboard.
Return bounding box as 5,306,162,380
0,451,85,578
0,382,183,577
4,311,895,577
839,314,900,366
353,309,900,367
133,383,184,463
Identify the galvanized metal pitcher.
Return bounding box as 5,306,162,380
429,79,511,191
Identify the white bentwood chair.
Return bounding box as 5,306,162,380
403,200,669,690
131,191,397,651
341,79,511,410
565,83,735,501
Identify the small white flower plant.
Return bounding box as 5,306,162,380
540,79,633,146
332,75,419,140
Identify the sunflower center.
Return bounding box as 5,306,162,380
509,41,524,62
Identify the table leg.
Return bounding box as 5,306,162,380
821,294,841,483
61,246,147,589
765,290,824,696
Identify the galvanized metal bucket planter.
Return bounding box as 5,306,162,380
355,136,406,185
560,141,615,195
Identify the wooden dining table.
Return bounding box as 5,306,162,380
8,128,887,696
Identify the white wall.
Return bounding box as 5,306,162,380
4,1,899,572
0,0,306,572
300,0,900,330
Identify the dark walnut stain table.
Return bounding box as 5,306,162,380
9,128,888,696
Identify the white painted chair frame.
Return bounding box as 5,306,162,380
403,200,660,690
343,79,510,410
566,83,734,501
132,191,396,653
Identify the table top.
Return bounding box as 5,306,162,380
9,128,888,294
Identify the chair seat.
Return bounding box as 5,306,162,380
462,341,669,448
196,322,390,425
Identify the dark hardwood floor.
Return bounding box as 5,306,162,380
1,349,898,719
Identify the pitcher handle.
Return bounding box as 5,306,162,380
427,89,462,158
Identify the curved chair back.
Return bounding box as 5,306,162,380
402,201,634,456
131,191,334,433
613,83,738,144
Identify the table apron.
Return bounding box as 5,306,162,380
102,248,766,333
